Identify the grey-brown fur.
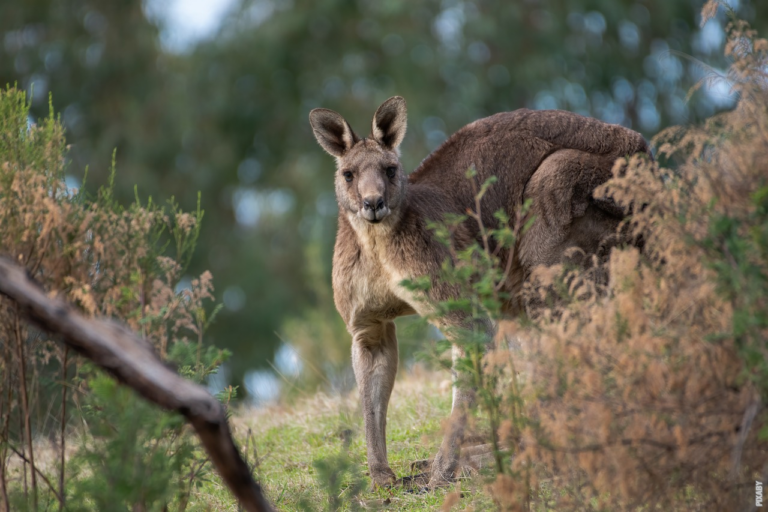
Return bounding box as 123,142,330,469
309,97,649,488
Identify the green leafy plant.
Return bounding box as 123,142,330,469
65,343,231,512
299,437,366,512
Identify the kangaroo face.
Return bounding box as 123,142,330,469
310,97,408,224
336,139,405,223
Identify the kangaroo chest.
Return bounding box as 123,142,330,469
337,229,420,327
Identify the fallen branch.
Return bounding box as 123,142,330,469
0,257,274,512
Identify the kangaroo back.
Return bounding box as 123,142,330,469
409,109,649,226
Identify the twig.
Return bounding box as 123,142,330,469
1,436,63,505
731,397,760,481
59,346,69,511
177,455,207,512
0,334,8,512
1,378,10,512
0,448,5,512
0,257,274,512
14,306,37,509
495,207,525,293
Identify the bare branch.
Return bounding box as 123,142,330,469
0,257,274,512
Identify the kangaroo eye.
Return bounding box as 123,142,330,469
386,166,397,179
342,171,353,182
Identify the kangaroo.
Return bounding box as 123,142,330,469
309,96,649,488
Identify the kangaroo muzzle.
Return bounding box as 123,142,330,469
361,195,390,222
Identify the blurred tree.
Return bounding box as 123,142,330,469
2,0,765,394
0,1,178,184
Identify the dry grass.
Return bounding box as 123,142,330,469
234,365,451,436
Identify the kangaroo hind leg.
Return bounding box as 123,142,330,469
428,316,495,488
519,148,625,270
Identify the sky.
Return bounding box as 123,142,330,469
144,0,237,53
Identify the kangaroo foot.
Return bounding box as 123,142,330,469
369,464,397,489
427,448,459,488
459,443,494,474
426,443,497,488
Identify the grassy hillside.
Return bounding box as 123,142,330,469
197,368,496,511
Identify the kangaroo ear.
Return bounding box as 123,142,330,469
371,96,407,150
309,108,359,158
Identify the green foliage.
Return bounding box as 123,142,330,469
299,441,366,512
65,343,231,512
66,374,192,511
412,178,532,322
702,183,768,401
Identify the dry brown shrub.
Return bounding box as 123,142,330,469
0,88,216,508
482,7,768,511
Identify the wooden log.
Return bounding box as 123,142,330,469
0,257,274,512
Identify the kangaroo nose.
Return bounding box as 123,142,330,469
363,197,385,211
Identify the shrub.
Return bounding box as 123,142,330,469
409,7,768,511
0,87,228,510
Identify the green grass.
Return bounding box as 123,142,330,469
191,368,496,511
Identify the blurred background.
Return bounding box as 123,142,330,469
1,0,764,402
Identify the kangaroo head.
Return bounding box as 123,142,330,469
309,96,407,224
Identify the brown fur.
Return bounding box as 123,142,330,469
309,97,650,488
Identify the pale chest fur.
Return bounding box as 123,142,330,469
333,217,422,329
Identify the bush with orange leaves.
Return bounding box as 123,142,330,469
479,9,768,511
0,88,226,510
